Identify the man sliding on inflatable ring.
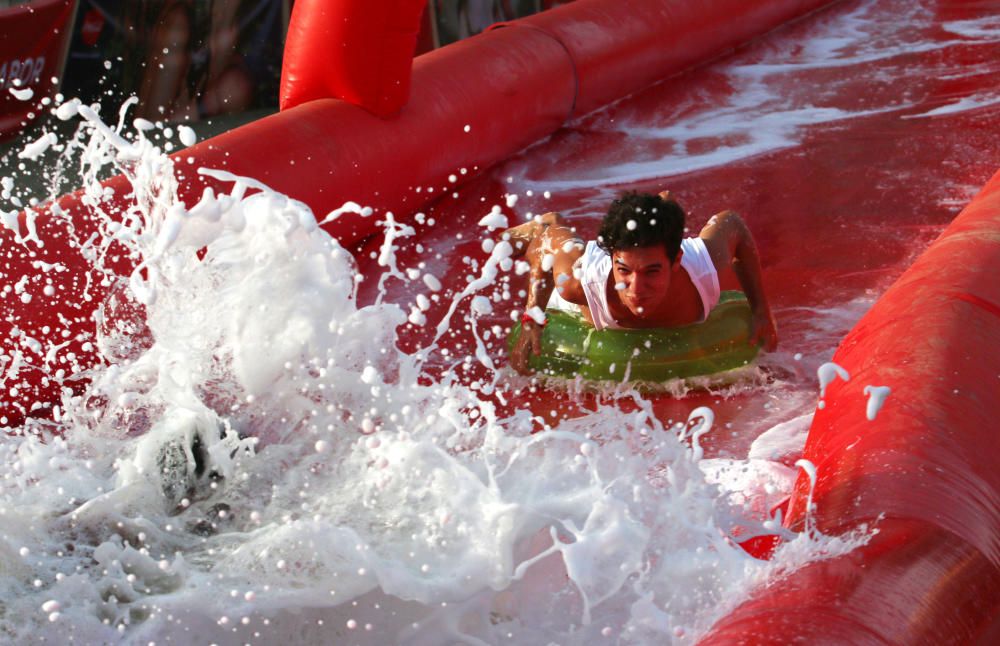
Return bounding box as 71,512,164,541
504,191,778,375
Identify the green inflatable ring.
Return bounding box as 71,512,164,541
507,291,759,383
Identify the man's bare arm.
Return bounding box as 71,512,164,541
503,213,587,373
700,211,778,350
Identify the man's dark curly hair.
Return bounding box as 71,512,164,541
597,192,685,262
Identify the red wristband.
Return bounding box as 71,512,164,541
521,311,547,328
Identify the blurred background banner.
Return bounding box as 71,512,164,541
425,0,572,48
429,0,540,47
63,0,290,121
0,0,77,139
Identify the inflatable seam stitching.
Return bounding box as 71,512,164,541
489,21,579,123
953,292,1000,320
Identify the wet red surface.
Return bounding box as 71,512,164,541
357,0,1000,459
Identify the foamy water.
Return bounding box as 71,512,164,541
0,90,872,646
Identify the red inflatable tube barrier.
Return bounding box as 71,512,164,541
511,0,839,119
699,169,1000,643
1,0,836,427
280,0,428,117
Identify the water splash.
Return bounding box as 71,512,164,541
0,98,865,645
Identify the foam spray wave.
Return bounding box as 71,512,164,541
0,100,866,645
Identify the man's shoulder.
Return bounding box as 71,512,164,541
580,240,610,277
695,230,731,271
683,235,719,263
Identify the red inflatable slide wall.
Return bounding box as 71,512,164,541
701,168,1000,644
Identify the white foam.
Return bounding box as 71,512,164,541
178,125,197,147
422,272,442,291
54,98,80,121
524,305,546,325
478,207,508,230
748,413,813,462
818,362,850,398
9,87,33,101
942,16,1000,40
17,132,58,161
700,457,798,523
902,93,1000,119
863,385,891,421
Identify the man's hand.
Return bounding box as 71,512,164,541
658,190,681,208
750,307,778,352
504,212,584,374
510,321,544,374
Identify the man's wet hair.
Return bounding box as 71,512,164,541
597,192,685,262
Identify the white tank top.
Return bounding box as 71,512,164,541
547,238,721,330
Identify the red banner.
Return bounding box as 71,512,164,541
0,0,76,140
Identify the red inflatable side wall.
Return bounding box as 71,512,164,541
1,0,836,427
513,0,840,119
699,168,1000,644
279,0,428,116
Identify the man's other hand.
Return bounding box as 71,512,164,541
750,307,778,352
510,321,544,374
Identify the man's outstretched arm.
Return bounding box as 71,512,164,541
700,211,779,351
503,213,586,374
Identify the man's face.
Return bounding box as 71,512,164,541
611,245,679,317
